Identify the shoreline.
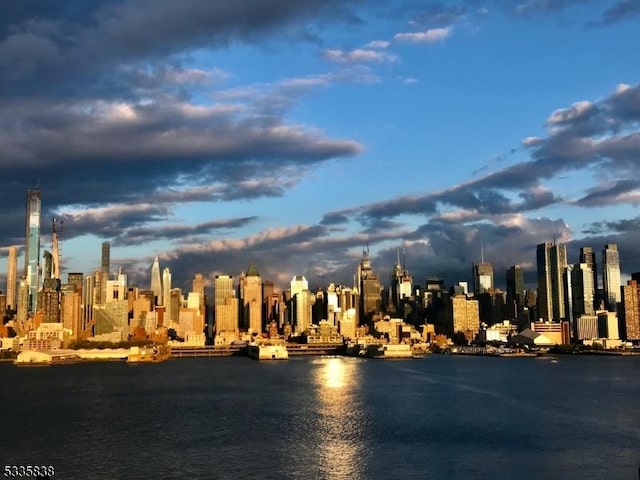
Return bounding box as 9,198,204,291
7,345,640,366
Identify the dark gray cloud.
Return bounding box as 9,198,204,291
567,228,640,279
575,179,640,207
582,215,640,236
320,212,351,226
597,0,640,25
0,0,367,255
113,217,258,246
0,0,363,95
412,3,468,27
125,222,412,291
367,216,573,291
510,0,593,17
59,204,172,240
0,96,361,220
1,0,637,293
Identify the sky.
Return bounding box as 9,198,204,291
1,0,639,292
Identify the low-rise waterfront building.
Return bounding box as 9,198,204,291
307,321,343,344
477,321,518,343
508,328,553,347
531,321,570,345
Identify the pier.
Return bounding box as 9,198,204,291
170,343,346,358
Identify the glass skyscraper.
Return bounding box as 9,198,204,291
24,188,41,313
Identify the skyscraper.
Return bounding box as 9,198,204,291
451,294,480,340
51,218,61,280
537,242,567,322
571,263,595,317
602,244,621,312
162,267,172,320
214,274,238,337
17,279,29,323
388,248,413,313
262,280,275,323
192,273,205,316
67,272,84,294
622,279,640,341
506,265,524,317
24,188,41,313
7,246,17,310
240,262,263,334
101,242,110,274
474,262,494,295
358,248,382,319
82,274,94,330
150,256,162,306
579,247,598,309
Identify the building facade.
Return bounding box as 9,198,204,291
537,242,567,322
24,188,41,313
602,244,621,312
622,280,640,341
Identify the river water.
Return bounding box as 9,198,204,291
1,354,639,479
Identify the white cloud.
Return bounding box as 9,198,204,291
394,26,453,44
546,100,593,125
522,136,542,147
323,48,398,64
364,40,390,49
165,67,229,85
399,76,419,85
615,83,632,94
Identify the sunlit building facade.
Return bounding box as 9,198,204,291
7,246,17,310
150,256,162,306
622,279,640,341
24,188,41,313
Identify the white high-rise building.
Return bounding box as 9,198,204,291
293,290,314,335
106,273,127,303
162,267,172,312
290,275,308,297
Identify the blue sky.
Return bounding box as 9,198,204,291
1,0,639,291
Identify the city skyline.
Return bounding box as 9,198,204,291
1,1,640,290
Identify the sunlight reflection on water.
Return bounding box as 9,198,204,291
311,357,368,480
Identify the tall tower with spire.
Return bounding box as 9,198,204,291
150,256,162,306
473,242,494,295
24,188,41,313
358,246,382,320
390,248,412,313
